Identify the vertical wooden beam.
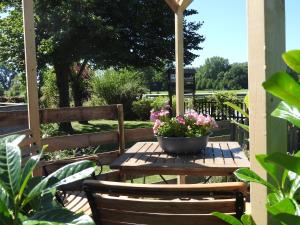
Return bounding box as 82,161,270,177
248,0,286,224
175,9,185,116
117,104,125,155
22,0,41,147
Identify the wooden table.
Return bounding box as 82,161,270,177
110,142,250,177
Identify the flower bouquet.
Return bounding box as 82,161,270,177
150,109,218,154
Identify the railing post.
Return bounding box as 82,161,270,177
117,104,125,155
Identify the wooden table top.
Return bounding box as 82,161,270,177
110,142,250,176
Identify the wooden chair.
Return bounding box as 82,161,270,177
83,180,247,225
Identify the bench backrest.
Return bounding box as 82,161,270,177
83,180,246,225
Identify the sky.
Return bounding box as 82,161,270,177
187,0,300,67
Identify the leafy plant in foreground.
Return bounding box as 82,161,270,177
0,134,96,225
214,50,300,225
224,94,249,132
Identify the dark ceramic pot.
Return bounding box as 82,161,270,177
157,134,210,155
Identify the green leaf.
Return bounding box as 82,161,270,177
212,212,243,225
241,214,252,225
282,50,300,74
272,101,300,129
256,154,281,188
0,197,12,225
23,221,64,225
0,135,23,197
234,168,277,192
224,101,249,118
23,160,96,208
267,193,283,206
266,153,300,175
267,198,297,216
263,72,300,110
27,207,95,225
231,120,249,132
19,152,43,199
244,94,249,109
288,171,300,197
274,214,300,225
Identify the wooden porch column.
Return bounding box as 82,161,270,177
22,0,41,147
248,0,286,224
165,0,192,116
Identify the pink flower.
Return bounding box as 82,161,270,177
159,109,169,117
185,109,199,120
150,110,159,122
153,119,163,134
176,116,186,125
196,114,206,126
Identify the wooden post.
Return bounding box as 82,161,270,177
22,0,41,148
117,104,125,155
175,9,185,116
248,0,286,224
165,0,192,116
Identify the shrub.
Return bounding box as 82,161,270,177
132,98,153,121
91,68,147,119
40,68,59,108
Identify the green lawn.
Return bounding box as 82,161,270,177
72,120,152,134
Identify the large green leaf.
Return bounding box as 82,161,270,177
256,154,282,188
0,185,13,209
224,101,249,118
212,212,243,225
274,213,300,225
0,197,12,225
234,168,277,192
267,198,297,216
0,135,23,197
27,207,95,225
263,72,300,110
19,153,43,199
288,171,300,197
266,153,300,175
231,120,249,132
244,94,249,109
23,160,96,207
272,101,300,128
23,221,64,225
241,214,252,225
282,50,300,74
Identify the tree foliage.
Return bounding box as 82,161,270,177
196,57,248,90
1,0,204,132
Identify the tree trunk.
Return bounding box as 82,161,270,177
54,62,74,133
71,60,88,124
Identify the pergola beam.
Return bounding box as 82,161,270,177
22,0,41,147
248,0,286,224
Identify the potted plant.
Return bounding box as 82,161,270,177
150,109,218,154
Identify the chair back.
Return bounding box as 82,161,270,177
84,180,247,225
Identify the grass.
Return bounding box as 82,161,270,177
72,120,152,134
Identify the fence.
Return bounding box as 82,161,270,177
187,99,247,121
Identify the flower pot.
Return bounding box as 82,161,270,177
157,135,210,155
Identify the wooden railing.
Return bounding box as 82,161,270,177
187,99,247,121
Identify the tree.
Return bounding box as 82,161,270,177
222,63,248,90
196,57,248,90
0,66,16,91
1,1,204,132
196,57,230,89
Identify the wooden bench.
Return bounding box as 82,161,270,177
83,180,247,225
